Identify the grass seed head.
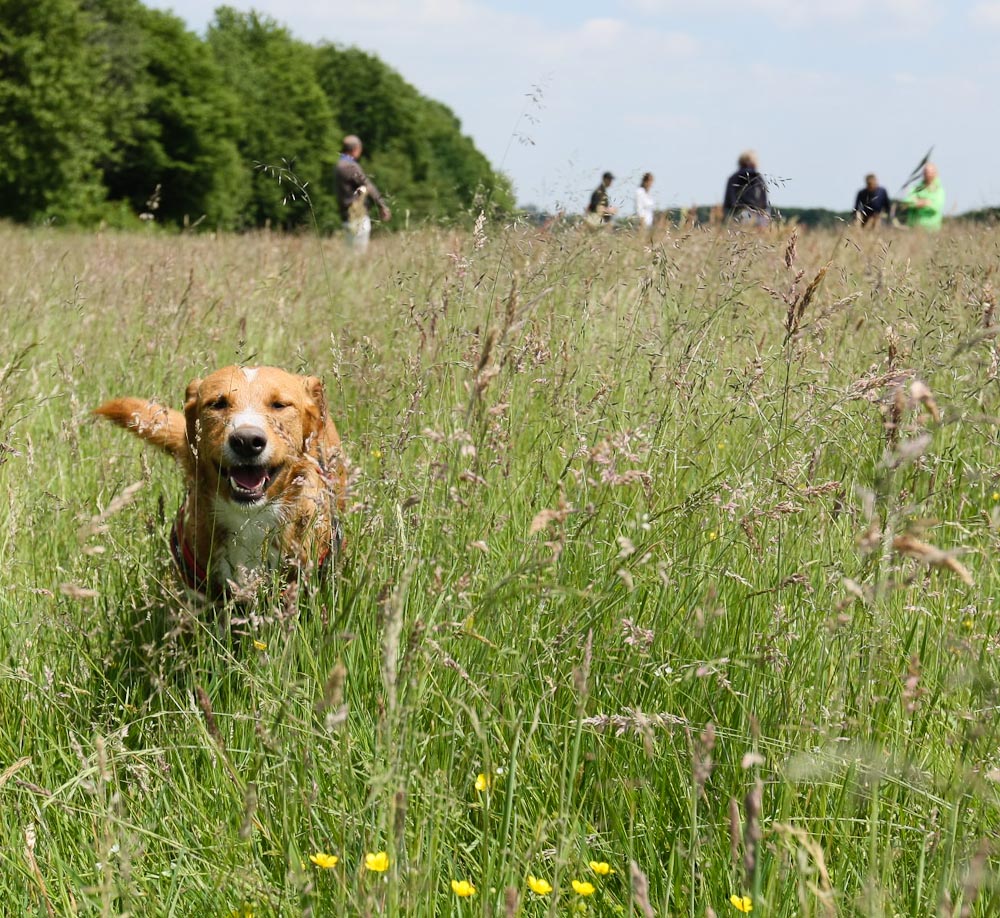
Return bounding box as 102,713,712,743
629,861,655,918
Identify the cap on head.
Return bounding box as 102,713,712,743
602,171,614,183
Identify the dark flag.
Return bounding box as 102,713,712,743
899,146,934,193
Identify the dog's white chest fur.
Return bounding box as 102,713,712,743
211,496,284,587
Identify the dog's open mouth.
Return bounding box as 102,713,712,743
225,464,281,504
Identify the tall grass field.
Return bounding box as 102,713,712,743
2,216,1000,916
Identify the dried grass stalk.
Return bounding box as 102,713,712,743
630,860,656,918
892,533,973,585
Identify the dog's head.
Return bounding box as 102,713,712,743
183,366,328,507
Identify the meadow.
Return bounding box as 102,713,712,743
2,215,1000,916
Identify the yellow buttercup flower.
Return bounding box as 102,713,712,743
589,861,614,876
253,639,267,651
572,880,595,896
475,772,490,792
451,879,476,897
365,851,390,872
309,852,339,869
730,894,753,912
527,875,553,895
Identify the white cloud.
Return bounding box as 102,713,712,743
622,0,942,28
970,1,1000,25
579,17,627,41
286,0,477,27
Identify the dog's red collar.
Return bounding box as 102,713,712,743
169,502,211,595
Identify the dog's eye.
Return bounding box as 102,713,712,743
206,396,230,410
270,400,291,410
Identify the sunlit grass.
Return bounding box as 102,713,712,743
2,218,1000,915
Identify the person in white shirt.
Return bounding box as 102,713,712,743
635,172,655,234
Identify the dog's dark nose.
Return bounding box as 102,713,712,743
229,426,268,459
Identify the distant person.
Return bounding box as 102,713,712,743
853,173,891,227
585,171,617,227
335,134,391,252
635,172,655,233
901,162,945,231
723,151,770,226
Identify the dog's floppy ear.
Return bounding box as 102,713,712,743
183,377,202,459
301,374,348,512
94,397,188,462
301,375,328,454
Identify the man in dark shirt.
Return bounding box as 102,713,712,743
334,135,391,251
585,172,617,226
854,173,891,227
723,151,770,225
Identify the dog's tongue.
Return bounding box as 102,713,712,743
232,467,268,491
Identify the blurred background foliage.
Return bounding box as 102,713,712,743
0,1,514,230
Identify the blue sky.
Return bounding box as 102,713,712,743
145,0,1000,215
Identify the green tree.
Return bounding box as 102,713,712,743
0,0,511,230
420,97,515,215
207,7,338,229
0,0,109,222
85,0,245,229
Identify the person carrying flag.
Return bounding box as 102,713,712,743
901,162,945,231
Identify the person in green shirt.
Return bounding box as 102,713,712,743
902,162,945,230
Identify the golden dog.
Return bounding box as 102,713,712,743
95,366,346,598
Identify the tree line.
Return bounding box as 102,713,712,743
0,1,514,230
